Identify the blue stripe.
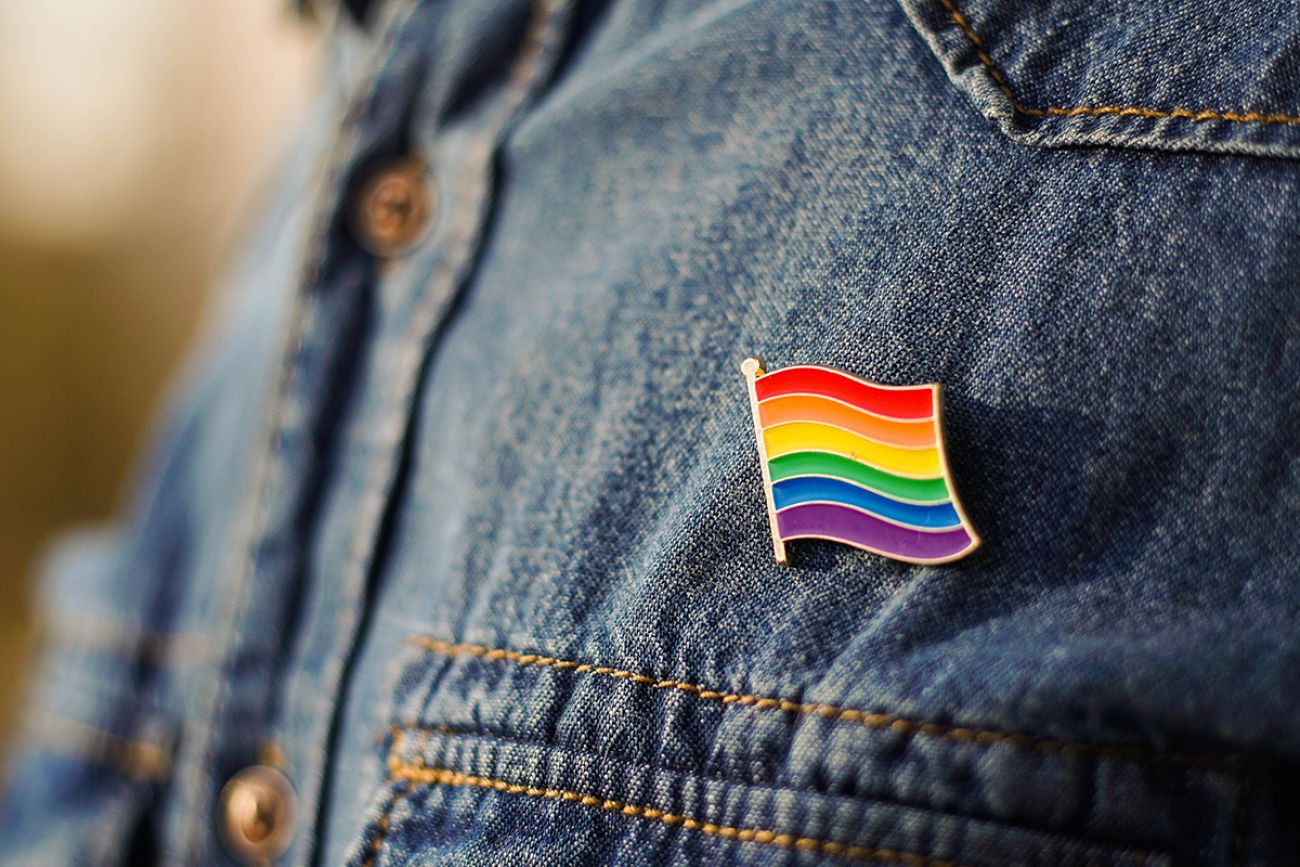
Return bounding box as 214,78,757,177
771,476,961,529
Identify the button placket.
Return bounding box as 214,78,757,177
184,1,577,864
168,2,446,863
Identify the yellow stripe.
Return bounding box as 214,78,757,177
762,421,942,478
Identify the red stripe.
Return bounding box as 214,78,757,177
754,365,934,420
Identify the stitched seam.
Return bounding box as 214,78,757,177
179,2,432,859
389,720,1163,866
409,637,1239,772
361,783,409,867
25,711,170,781
361,729,421,867
936,0,1300,128
42,614,213,666
384,739,968,867
321,4,571,866
316,8,572,865
510,0,560,89
388,766,964,866
389,720,911,803
388,721,959,812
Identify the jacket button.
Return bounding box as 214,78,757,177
219,765,296,864
351,158,432,257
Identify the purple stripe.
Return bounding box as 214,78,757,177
777,502,974,562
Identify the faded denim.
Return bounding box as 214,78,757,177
2,1,1298,865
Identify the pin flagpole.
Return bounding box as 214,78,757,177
742,356,788,564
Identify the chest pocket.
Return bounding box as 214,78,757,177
350,637,1198,867
900,0,1300,159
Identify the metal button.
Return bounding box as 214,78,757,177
219,765,296,864
351,158,432,257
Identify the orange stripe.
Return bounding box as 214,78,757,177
758,394,937,448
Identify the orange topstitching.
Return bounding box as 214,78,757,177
936,0,1300,128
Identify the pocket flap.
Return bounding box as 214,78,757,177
900,0,1300,159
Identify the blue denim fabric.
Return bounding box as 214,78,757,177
3,1,1299,865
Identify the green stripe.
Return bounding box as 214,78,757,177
767,451,951,503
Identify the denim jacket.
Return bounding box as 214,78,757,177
3,1,1298,865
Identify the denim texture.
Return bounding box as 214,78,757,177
2,1,1298,865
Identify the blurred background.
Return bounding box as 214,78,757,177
0,0,322,738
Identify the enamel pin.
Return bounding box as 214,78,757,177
742,357,979,565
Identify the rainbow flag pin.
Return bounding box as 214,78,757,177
742,357,980,565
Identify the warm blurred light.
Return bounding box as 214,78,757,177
0,0,322,246
0,0,325,745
